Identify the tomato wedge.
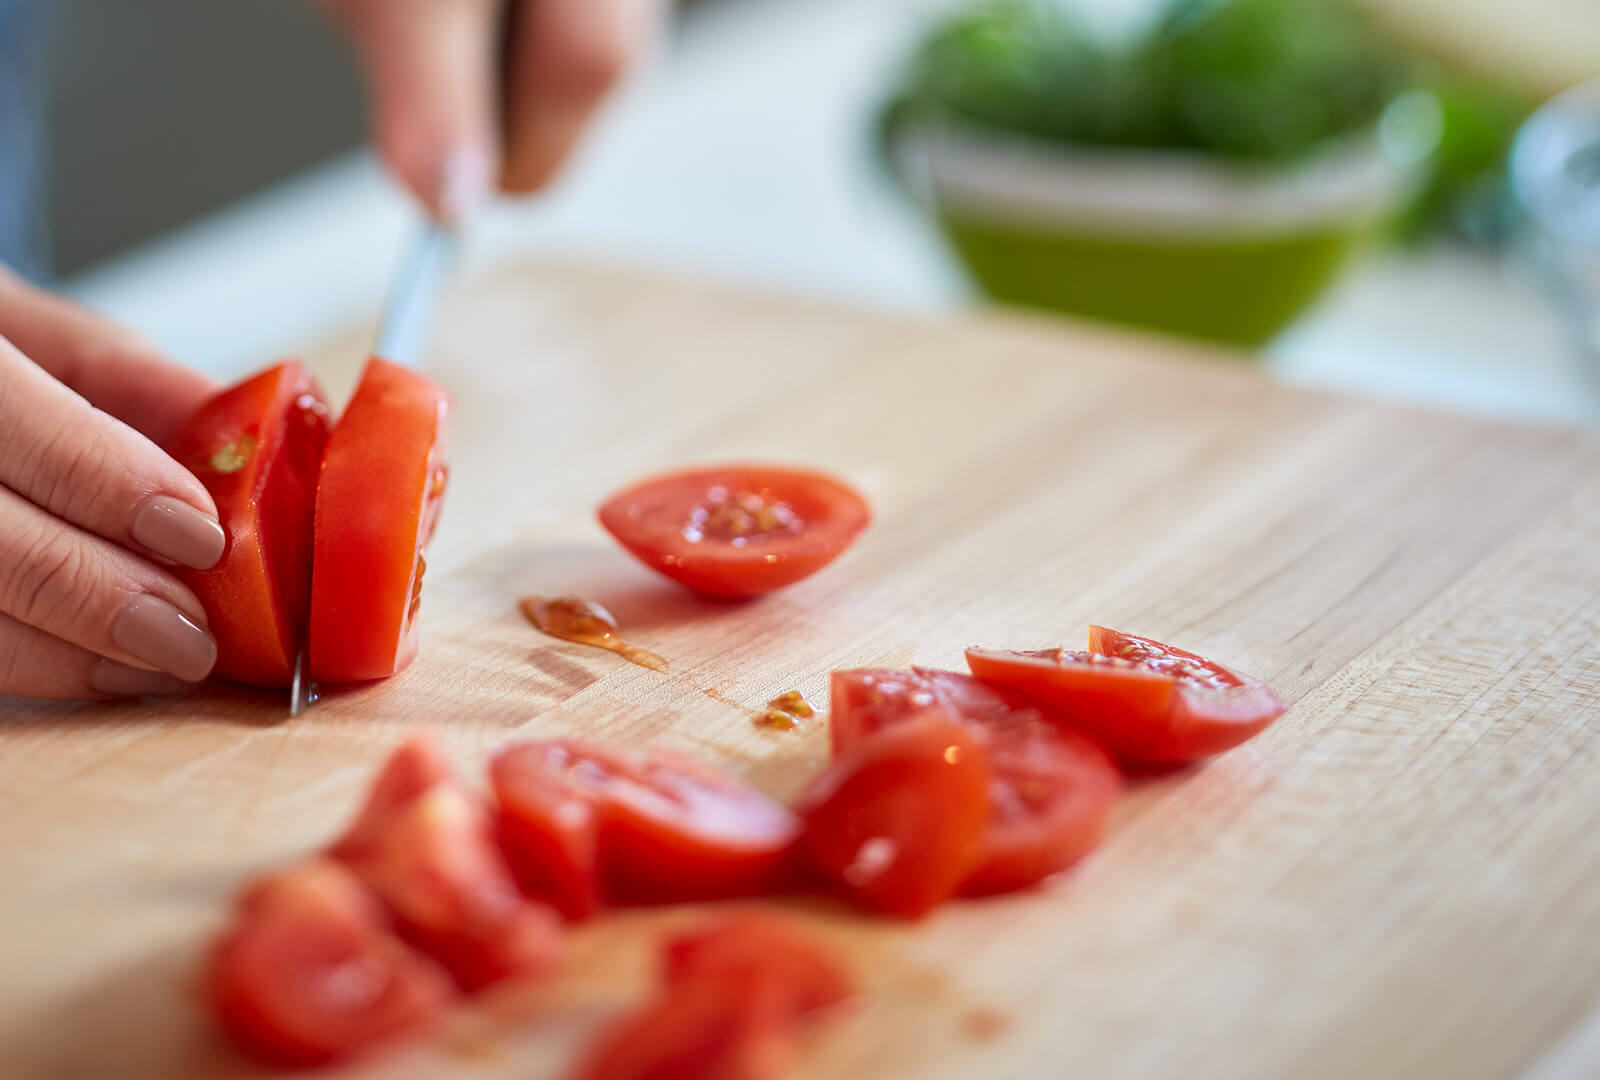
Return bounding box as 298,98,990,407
830,669,1120,895
166,361,329,686
491,741,801,910
797,715,989,918
206,859,451,1068
309,357,449,682
329,731,457,866
966,626,1288,766
578,915,850,1080
597,465,870,598
664,914,853,1019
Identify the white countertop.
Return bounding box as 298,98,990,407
63,0,1600,425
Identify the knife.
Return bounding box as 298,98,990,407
290,223,459,717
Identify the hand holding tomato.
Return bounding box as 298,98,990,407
0,266,224,700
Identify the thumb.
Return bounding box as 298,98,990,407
322,0,500,221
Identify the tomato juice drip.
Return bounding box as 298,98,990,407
520,595,668,673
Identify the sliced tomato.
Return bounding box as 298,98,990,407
349,784,562,992
309,357,449,682
574,977,792,1080
166,361,329,686
797,715,989,918
597,465,870,599
329,731,457,866
489,744,601,920
664,914,853,1019
491,741,800,909
206,859,451,1068
965,626,1288,765
829,669,1120,896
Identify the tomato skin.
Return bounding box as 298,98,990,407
829,669,1120,896
166,361,329,687
797,716,990,918
309,357,449,682
329,731,456,866
206,859,452,1068
491,741,801,911
966,626,1287,765
597,465,870,599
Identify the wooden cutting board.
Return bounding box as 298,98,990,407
3,260,1599,1080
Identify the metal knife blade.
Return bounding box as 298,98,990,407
289,221,459,717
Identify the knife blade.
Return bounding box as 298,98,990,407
289,222,459,717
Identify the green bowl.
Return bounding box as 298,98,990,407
894,122,1418,347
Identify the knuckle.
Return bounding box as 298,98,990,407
6,528,104,634
32,422,129,529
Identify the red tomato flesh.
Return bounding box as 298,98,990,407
797,715,989,918
206,859,451,1068
309,357,449,682
597,465,870,598
966,626,1287,765
830,669,1120,895
165,361,329,686
329,731,457,866
664,914,853,1019
491,740,801,909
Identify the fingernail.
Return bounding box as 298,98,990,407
89,658,187,699
111,595,217,682
133,495,226,570
437,144,492,224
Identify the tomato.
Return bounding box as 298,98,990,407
574,978,792,1080
664,914,853,1019
829,669,1121,895
309,357,449,682
349,784,563,992
965,626,1288,765
579,915,850,1080
166,361,329,686
206,859,451,1067
597,465,870,599
329,731,456,866
797,716,989,918
491,741,801,909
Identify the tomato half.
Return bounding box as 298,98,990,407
966,626,1288,765
664,914,853,1019
206,859,451,1068
491,741,801,909
166,361,329,686
597,465,870,598
830,669,1121,895
309,357,449,682
797,715,989,918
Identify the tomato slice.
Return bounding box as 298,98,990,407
491,741,801,910
664,914,853,1019
829,669,1120,896
206,859,451,1067
166,361,329,686
797,715,989,918
309,357,449,682
329,731,457,866
597,465,870,598
965,626,1288,765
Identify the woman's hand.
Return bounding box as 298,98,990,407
320,0,661,218
0,269,224,700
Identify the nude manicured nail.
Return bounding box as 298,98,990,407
132,495,226,570
111,595,217,682
89,659,187,699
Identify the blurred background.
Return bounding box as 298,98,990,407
8,0,1600,422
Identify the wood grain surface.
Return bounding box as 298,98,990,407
2,261,1598,1080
